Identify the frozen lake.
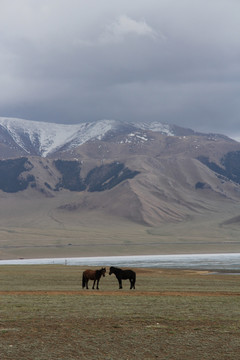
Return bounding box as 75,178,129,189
1,253,240,270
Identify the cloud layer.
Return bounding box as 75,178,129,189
0,0,240,138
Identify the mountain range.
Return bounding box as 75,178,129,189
1,116,240,231
0,117,201,158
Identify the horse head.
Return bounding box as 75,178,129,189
101,267,106,277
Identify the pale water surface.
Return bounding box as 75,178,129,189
1,253,240,270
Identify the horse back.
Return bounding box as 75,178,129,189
122,269,136,280
83,269,95,280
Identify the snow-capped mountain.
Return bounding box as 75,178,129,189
0,117,184,157
1,116,240,228
0,116,233,158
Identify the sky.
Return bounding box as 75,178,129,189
0,0,240,139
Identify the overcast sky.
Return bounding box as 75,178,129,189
0,0,240,138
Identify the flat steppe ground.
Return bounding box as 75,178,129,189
0,265,240,359
1,194,240,259
1,209,240,259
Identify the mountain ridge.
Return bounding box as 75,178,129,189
0,117,234,158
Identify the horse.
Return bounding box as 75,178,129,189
82,267,106,290
109,266,136,289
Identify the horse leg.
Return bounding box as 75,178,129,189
130,279,133,289
92,279,96,289
118,277,122,289
86,279,89,289
96,279,99,290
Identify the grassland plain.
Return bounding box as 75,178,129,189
0,266,240,359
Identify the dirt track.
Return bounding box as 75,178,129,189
1,290,240,297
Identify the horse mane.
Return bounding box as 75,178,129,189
96,268,106,276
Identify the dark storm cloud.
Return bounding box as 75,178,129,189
0,0,240,138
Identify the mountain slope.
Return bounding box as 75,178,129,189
0,117,240,228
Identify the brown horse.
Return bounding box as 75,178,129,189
82,267,106,290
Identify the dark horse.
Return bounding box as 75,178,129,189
82,267,106,290
109,266,136,289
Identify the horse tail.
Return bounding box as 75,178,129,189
82,273,85,288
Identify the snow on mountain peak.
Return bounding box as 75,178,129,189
0,117,116,156
0,117,179,157
134,121,174,136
